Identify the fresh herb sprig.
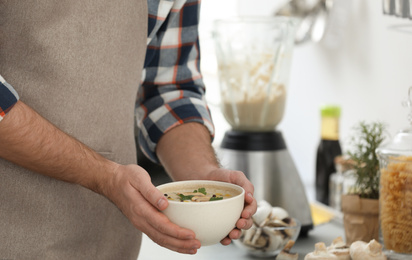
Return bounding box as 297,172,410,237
347,121,386,199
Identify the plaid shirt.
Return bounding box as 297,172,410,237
0,75,19,120
0,0,214,163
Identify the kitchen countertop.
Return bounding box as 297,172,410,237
138,219,345,260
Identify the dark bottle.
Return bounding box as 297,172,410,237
316,105,342,205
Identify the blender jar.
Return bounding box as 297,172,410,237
376,128,412,256
212,17,298,132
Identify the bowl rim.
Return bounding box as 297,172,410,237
156,180,245,205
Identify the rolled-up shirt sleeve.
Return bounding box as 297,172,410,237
136,0,214,163
0,75,19,122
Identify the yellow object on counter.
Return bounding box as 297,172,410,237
310,202,339,226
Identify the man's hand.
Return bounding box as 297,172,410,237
103,164,202,254
156,122,257,246
201,168,256,245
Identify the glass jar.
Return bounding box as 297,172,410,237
376,128,412,257
329,155,355,211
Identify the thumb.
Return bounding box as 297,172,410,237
128,167,169,211
153,189,169,211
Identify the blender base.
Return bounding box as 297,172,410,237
218,130,313,236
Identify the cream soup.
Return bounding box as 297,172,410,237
163,186,239,202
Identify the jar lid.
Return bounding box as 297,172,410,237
377,128,412,156
377,87,412,157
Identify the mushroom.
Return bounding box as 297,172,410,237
266,218,289,227
237,204,300,256
250,228,262,247
191,196,210,202
262,226,284,251
283,218,297,238
271,207,289,220
253,235,268,249
327,237,350,260
241,225,268,249
253,200,273,225
276,240,299,260
304,242,338,260
349,239,387,260
242,224,258,245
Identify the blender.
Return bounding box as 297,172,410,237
213,17,313,235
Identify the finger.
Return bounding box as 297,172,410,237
240,193,257,220
148,229,200,254
245,191,255,204
143,221,201,254
129,195,201,253
128,171,169,211
228,170,255,196
220,236,232,246
228,228,242,240
208,169,255,201
132,192,196,240
236,216,254,230
148,212,196,241
234,197,257,231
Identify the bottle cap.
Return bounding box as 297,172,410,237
320,105,341,117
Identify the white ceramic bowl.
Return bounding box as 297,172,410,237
156,180,245,246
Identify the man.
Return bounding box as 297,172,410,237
0,0,256,259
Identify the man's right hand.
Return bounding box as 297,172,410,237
102,164,202,254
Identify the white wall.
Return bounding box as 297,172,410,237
200,0,412,197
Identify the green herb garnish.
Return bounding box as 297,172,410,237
198,187,207,195
209,196,223,201
178,194,194,201
193,187,207,195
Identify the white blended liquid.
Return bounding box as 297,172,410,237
219,53,287,131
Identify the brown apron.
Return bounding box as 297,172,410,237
0,1,147,259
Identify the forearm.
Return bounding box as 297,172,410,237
156,122,219,181
156,122,257,245
0,101,116,194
